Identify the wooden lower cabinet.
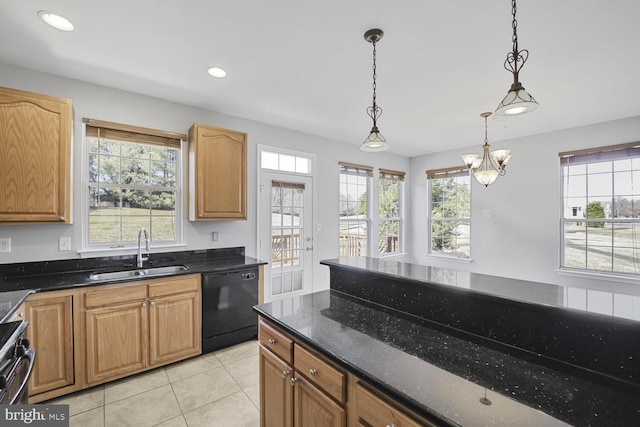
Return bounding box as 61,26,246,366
85,298,148,384
259,318,431,427
149,284,201,366
82,274,201,387
294,373,346,427
25,289,79,403
260,345,293,427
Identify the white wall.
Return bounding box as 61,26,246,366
0,62,409,292
409,115,640,294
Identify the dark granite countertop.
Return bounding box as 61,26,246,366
0,247,266,322
320,257,640,317
254,290,640,427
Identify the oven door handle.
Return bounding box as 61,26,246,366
8,349,35,405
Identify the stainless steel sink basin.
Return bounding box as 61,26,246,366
89,265,188,281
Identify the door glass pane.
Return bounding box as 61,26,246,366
271,182,305,298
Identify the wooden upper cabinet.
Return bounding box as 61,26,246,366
188,123,247,220
0,86,72,223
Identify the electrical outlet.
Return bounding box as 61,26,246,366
59,236,71,251
212,231,219,242
0,238,11,253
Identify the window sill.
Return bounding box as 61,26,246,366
424,254,474,264
556,268,640,285
77,243,187,258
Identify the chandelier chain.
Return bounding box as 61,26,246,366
511,0,518,54
371,39,378,115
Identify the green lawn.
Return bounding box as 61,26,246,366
89,207,176,245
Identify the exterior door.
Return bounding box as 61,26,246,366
260,172,313,302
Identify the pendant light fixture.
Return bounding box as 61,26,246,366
461,112,511,187
360,28,389,152
495,0,539,117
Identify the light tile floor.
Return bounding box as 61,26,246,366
48,340,260,427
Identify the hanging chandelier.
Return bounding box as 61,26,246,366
495,0,539,117
360,28,389,152
461,112,511,187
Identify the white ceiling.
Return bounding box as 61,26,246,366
1,1,639,157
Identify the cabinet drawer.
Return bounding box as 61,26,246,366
148,274,200,298
355,383,426,427
294,344,345,403
84,283,147,309
259,320,293,364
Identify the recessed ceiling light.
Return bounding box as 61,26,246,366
207,67,227,78
37,10,75,32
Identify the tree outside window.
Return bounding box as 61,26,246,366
379,169,404,255
339,163,372,256
427,168,471,258
86,123,181,248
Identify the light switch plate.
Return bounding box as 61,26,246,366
0,238,11,252
59,236,71,251
212,231,219,242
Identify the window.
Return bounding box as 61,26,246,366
379,169,404,255
560,142,640,276
261,150,311,174
339,162,372,256
427,167,471,258
84,119,183,248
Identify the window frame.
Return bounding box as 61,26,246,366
378,168,405,256
80,119,186,254
339,162,372,257
559,142,640,278
426,166,472,260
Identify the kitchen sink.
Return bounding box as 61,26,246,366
89,265,188,281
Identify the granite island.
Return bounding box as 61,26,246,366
253,257,640,426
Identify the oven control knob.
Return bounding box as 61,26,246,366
15,345,26,358
19,338,30,349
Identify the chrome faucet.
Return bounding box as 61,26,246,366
137,227,150,268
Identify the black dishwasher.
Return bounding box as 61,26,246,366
202,267,258,353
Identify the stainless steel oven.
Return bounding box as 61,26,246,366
0,320,35,404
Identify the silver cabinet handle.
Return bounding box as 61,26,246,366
386,424,396,427
199,213,203,218
17,312,24,318
150,301,155,306
59,216,65,221
282,371,289,378
142,302,147,308
268,339,275,345
290,377,297,386
309,369,317,377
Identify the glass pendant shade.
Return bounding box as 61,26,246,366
473,169,499,187
495,87,539,117
361,128,389,152
491,149,512,166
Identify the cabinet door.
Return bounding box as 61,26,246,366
260,345,293,427
149,290,201,366
294,373,346,427
189,123,247,220
85,301,148,385
26,295,74,396
0,86,72,223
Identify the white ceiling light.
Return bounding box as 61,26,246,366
207,67,227,78
37,11,75,32
494,0,538,117
461,112,512,187
360,28,389,152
